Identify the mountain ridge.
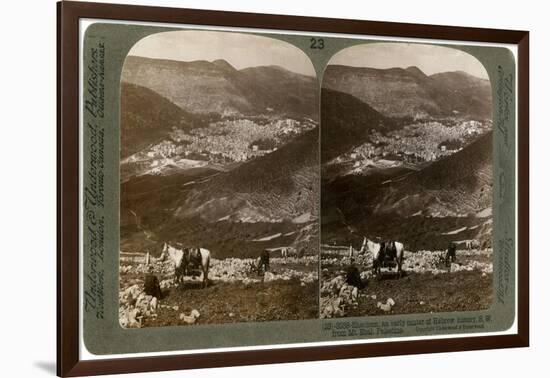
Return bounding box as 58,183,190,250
322,64,491,119
122,55,318,119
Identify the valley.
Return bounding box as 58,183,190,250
319,55,494,319
118,44,321,326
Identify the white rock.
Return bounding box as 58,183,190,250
377,303,392,312
180,313,196,324
150,297,158,311
127,308,141,327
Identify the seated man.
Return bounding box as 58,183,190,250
345,259,365,289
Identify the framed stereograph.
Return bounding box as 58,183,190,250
57,0,529,376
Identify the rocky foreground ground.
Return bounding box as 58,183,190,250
119,255,318,328
321,248,493,318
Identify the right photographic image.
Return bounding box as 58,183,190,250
320,43,494,318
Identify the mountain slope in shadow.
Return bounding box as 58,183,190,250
120,82,204,158
321,88,392,163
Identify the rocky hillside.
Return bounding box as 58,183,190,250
175,126,320,224
321,247,493,318
122,56,318,120
120,127,320,257
321,117,493,250
322,65,491,119
373,131,493,218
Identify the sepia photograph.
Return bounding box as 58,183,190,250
118,30,320,328
320,43,494,318
55,2,529,373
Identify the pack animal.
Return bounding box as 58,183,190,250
465,239,480,251
160,243,210,288
368,239,405,277
281,247,297,260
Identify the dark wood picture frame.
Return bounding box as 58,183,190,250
57,1,529,376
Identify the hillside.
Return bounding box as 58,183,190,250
120,82,203,158
321,88,392,163
175,126,320,223
322,65,491,119
121,126,320,258
121,56,318,120
426,71,493,118
321,132,493,250
374,131,493,218
237,65,319,121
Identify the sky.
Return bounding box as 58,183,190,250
328,43,489,79
128,30,316,76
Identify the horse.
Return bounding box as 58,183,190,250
465,239,480,251
383,241,405,277
367,239,405,277
281,247,288,260
281,246,297,260
160,243,210,288
365,239,383,274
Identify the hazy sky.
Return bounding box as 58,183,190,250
329,43,489,79
128,30,316,76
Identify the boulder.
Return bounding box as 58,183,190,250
127,308,141,327
180,309,201,324
180,313,196,324
377,302,392,312
124,284,141,300
190,309,200,318
320,297,345,319
150,297,158,311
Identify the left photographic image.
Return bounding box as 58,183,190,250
118,30,320,328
